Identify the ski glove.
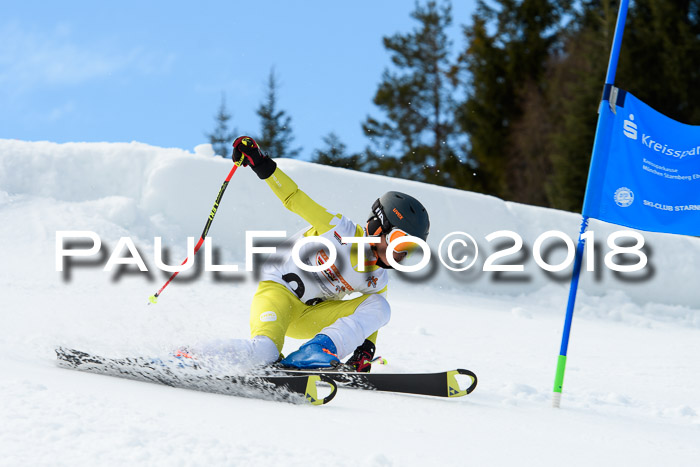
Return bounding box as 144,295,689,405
345,339,376,372
232,136,277,179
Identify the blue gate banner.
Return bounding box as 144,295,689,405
583,89,700,236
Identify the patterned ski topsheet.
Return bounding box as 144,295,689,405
55,347,337,405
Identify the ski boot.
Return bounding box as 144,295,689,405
279,334,340,369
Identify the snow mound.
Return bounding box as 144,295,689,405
2,139,698,307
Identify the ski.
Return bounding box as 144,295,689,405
270,366,477,398
55,347,337,405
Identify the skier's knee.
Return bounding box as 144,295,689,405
251,335,281,364
362,293,391,327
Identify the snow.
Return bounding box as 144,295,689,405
1,139,699,466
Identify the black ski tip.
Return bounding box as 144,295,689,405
318,375,338,405
459,368,478,395
447,369,478,397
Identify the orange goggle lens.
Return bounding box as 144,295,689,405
386,228,419,253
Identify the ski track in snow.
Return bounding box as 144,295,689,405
1,140,699,466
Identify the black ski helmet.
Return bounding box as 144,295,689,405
366,191,430,241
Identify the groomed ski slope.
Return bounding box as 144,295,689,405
1,139,699,466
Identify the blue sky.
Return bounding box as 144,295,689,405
1,1,477,159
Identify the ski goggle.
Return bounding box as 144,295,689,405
366,218,419,254
385,227,419,253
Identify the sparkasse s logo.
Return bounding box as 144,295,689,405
623,114,637,140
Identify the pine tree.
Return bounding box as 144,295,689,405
206,93,236,158
257,69,301,158
545,0,615,211
312,132,364,170
617,0,700,125
456,0,570,201
363,1,473,189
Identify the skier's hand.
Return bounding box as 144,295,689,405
233,136,264,167
232,136,277,179
345,339,376,372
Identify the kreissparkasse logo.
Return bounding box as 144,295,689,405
623,112,697,159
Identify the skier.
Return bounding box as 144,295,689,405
187,136,430,372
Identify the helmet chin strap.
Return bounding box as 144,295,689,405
376,256,393,270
